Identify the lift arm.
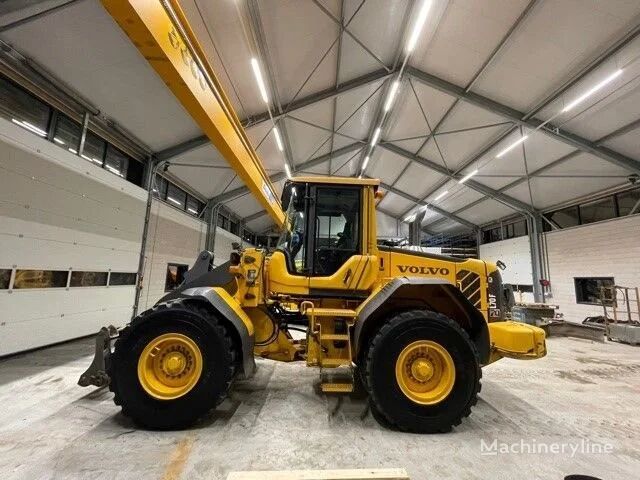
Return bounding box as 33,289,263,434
101,0,285,227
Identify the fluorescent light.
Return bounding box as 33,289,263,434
12,118,46,137
251,58,269,104
496,135,528,158
384,80,400,112
187,208,198,214
370,127,381,146
433,190,448,202
562,69,623,113
273,127,284,151
284,163,292,179
105,164,121,174
361,155,370,171
458,169,478,184
404,214,416,223
406,0,432,53
68,148,77,154
167,196,182,206
53,137,65,145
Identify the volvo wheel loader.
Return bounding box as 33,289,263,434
81,0,546,433
79,176,546,433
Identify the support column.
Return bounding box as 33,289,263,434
132,156,162,318
408,210,426,246
527,214,544,303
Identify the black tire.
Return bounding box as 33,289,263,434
109,300,236,429
365,309,481,433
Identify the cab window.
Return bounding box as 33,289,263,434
313,187,360,276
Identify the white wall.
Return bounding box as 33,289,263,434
0,117,243,355
479,236,535,303
0,118,144,355
138,200,207,311
544,215,640,323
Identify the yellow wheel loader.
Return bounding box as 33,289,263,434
79,176,546,433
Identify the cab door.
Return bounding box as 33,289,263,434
305,184,377,296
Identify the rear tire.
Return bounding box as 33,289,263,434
109,300,236,429
365,309,481,433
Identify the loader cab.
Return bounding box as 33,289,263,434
270,177,379,296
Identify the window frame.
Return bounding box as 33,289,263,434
307,184,362,277
574,277,615,306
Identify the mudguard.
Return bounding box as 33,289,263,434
175,286,256,378
355,277,490,364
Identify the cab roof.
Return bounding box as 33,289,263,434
287,176,380,187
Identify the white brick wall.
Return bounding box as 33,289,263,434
544,214,640,322
479,236,535,303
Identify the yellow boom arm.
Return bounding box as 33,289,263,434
102,0,285,227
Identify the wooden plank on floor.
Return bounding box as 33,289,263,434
227,468,409,480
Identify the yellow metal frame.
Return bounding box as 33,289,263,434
101,0,284,226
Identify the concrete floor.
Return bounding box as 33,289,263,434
1,336,639,480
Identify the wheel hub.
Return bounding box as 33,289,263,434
137,333,203,400
410,358,434,382
395,340,456,405
163,351,187,376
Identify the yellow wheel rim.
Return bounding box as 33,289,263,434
395,340,455,405
137,333,203,400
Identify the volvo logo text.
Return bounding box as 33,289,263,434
397,265,450,275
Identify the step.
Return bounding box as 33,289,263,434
321,382,354,393
320,334,350,341
320,358,352,368
307,308,357,318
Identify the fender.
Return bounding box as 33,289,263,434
355,277,490,364
178,286,256,378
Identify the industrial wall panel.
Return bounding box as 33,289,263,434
544,215,640,323
479,236,535,303
0,119,238,355
139,200,207,311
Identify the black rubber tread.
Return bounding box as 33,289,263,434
108,299,236,429
364,309,481,433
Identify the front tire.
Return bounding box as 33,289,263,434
109,300,236,429
365,310,481,433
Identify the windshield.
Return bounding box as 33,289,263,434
276,185,307,273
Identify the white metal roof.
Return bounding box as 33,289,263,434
1,0,639,232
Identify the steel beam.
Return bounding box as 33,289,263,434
156,135,209,160
406,66,640,175
378,181,478,230
207,143,362,206
412,22,640,216
383,143,536,215
242,210,267,223
153,68,393,160
0,0,83,32
103,0,284,225
424,115,640,231
242,68,393,128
